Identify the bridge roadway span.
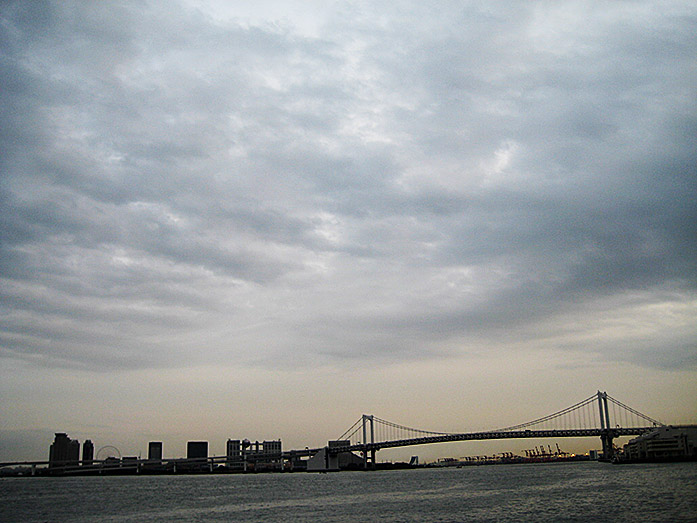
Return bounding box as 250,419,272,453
322,427,656,456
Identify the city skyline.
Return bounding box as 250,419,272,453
7,388,689,464
1,1,696,463
27,390,685,470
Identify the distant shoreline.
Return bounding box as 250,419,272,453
0,455,602,477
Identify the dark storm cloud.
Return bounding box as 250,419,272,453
0,1,695,372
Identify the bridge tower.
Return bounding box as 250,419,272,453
362,414,376,470
597,390,615,460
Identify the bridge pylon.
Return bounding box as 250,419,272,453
362,414,376,470
597,390,615,460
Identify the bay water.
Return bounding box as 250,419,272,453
1,461,696,522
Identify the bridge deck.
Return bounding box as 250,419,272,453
330,427,657,454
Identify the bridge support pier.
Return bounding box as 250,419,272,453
600,433,614,460
361,447,376,470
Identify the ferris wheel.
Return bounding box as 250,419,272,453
96,445,121,461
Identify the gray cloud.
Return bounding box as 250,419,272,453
1,0,695,377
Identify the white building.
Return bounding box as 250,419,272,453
622,425,697,461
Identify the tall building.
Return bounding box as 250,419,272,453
226,438,282,471
263,440,282,456
261,440,283,471
187,441,208,460
82,439,94,465
69,439,80,463
148,441,163,461
226,439,243,468
49,433,80,469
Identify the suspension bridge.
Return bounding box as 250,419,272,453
1,391,670,474
312,391,664,470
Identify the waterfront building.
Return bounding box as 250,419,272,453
225,438,283,471
307,440,363,471
259,440,283,471
330,440,363,469
82,439,94,466
148,441,163,462
49,433,80,469
263,440,282,455
187,441,208,460
622,425,697,461
226,439,243,468
69,439,80,464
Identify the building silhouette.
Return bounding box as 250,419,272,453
621,426,697,461
187,441,208,459
49,433,80,469
226,439,243,468
260,440,283,471
226,438,283,471
307,440,363,471
82,439,94,466
148,441,163,462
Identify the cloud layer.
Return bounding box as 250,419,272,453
1,0,696,379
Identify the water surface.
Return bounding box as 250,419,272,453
1,462,695,522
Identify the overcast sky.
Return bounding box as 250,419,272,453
1,1,696,461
